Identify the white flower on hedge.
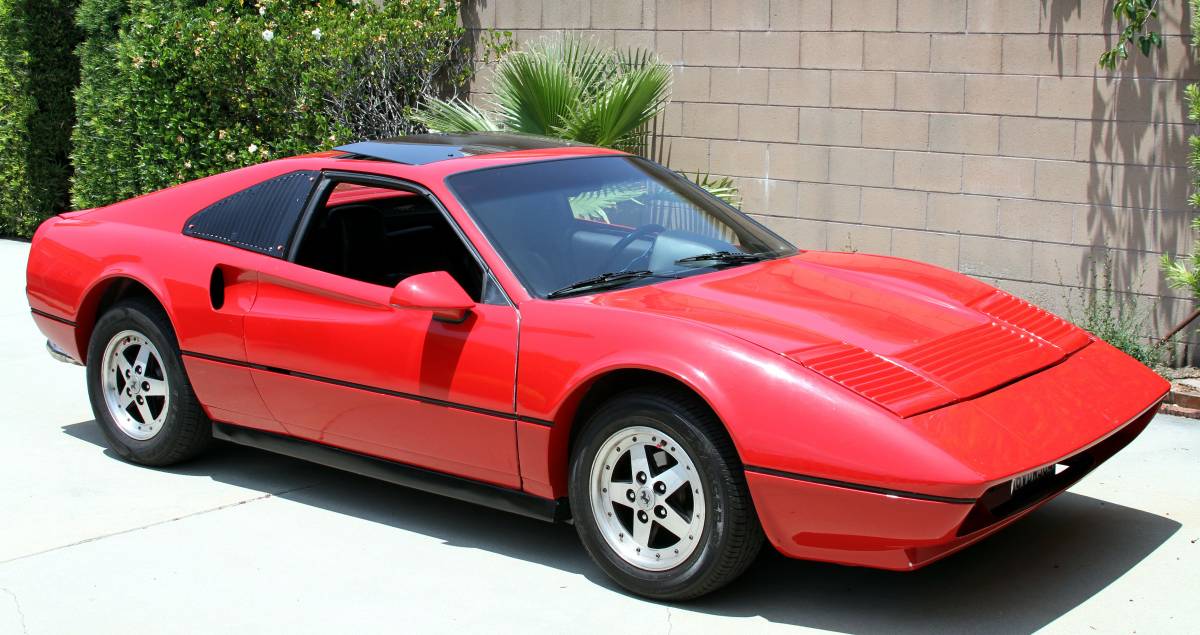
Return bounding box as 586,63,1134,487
248,144,259,154
258,6,266,16
312,28,322,40
261,30,274,42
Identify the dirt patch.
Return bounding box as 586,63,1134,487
1162,368,1200,418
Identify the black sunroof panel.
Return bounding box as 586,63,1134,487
334,133,581,165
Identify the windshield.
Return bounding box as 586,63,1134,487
445,156,796,298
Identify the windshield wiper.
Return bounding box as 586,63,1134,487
546,270,676,299
675,251,768,266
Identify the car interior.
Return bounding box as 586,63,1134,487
468,189,735,296
293,182,485,300
292,179,739,301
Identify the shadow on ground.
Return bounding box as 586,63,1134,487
64,420,1179,634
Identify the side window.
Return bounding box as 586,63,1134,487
292,180,488,302
183,170,318,257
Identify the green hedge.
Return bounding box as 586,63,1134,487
72,0,468,210
0,1,81,237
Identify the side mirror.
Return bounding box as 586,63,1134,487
390,271,476,323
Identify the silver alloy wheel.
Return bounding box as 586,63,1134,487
100,329,170,441
589,425,707,571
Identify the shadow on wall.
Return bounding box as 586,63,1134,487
62,419,1180,633
449,1,507,110
459,0,487,36
1044,1,1199,350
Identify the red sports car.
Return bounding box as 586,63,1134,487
26,133,1168,599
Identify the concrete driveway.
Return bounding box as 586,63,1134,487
1,237,1197,634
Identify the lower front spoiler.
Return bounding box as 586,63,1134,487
747,400,1158,570
46,339,83,366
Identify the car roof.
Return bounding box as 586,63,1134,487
334,132,593,166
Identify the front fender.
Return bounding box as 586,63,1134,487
515,300,980,500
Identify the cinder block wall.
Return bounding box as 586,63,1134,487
463,0,1200,351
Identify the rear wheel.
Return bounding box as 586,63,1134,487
569,387,764,600
86,299,211,466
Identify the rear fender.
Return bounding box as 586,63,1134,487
73,269,176,363
26,217,180,363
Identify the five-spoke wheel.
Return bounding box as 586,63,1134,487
570,388,764,600
100,329,170,440
86,298,211,466
589,426,706,570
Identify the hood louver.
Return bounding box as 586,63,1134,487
788,291,1092,417
788,343,956,417
970,291,1090,353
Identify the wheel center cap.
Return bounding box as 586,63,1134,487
635,486,655,510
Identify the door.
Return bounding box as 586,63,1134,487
242,176,521,488
177,169,326,435
177,262,287,434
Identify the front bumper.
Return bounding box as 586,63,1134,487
746,402,1157,570
746,339,1167,570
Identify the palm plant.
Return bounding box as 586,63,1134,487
416,36,738,206
1162,216,1200,298
416,37,670,152
687,173,740,208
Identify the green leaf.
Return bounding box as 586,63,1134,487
559,62,671,149
567,181,647,222
490,42,584,135
413,98,498,133
685,172,741,207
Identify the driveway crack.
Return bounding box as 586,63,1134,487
0,483,318,566
1,586,28,635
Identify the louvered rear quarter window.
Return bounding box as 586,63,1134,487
183,170,318,256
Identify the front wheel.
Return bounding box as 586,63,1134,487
569,388,764,600
86,299,211,466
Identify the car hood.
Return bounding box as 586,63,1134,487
590,252,1091,417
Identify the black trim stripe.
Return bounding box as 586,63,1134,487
517,416,554,428
31,308,76,327
213,422,568,523
744,465,976,504
181,349,551,426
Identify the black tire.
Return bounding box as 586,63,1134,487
569,387,764,600
86,298,211,466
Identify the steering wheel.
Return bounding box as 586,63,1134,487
598,224,666,272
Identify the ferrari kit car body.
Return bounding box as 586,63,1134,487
26,133,1168,598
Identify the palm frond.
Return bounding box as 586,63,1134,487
567,182,647,222
412,98,498,133
688,172,741,207
1163,251,1200,297
558,63,671,150
615,46,661,72
552,36,615,99
491,46,583,135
